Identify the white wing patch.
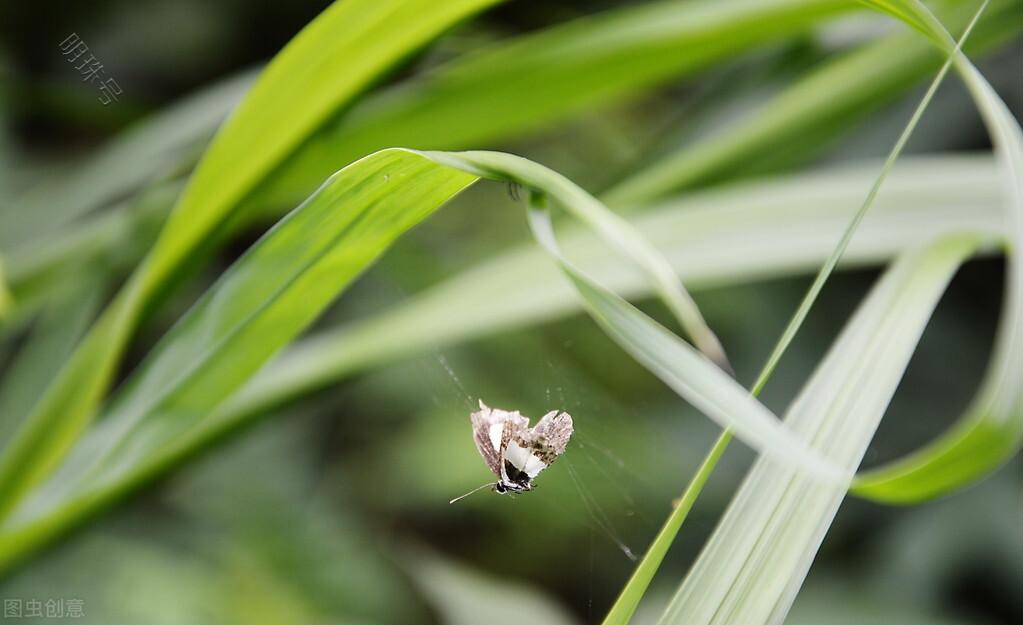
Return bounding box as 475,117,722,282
504,440,548,478
488,422,503,450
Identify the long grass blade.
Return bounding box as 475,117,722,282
659,234,981,625
0,149,477,571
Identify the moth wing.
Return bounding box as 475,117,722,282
503,410,571,480
470,401,530,478
528,410,574,466
470,409,503,477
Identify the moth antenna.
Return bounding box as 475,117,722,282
449,482,495,504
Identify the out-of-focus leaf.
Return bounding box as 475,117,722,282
0,70,253,251
786,580,982,625
17,0,1019,306
0,152,1008,572
257,0,855,209
602,0,1022,206
403,546,579,625
0,146,865,571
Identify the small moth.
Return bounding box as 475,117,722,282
451,400,574,503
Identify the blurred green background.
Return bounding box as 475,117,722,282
1,1,1022,623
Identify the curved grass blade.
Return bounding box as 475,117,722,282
0,0,501,520
207,155,1006,448
426,150,730,369
595,3,993,618
0,149,477,571
853,0,1023,503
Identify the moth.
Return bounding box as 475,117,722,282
451,400,574,503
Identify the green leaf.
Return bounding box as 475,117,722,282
0,149,477,571
601,4,985,613
653,4,1020,622
4,0,853,310
0,0,501,520
853,0,1023,503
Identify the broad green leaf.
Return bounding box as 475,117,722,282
0,149,477,571
659,234,981,625
0,0,501,520
853,0,1023,503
